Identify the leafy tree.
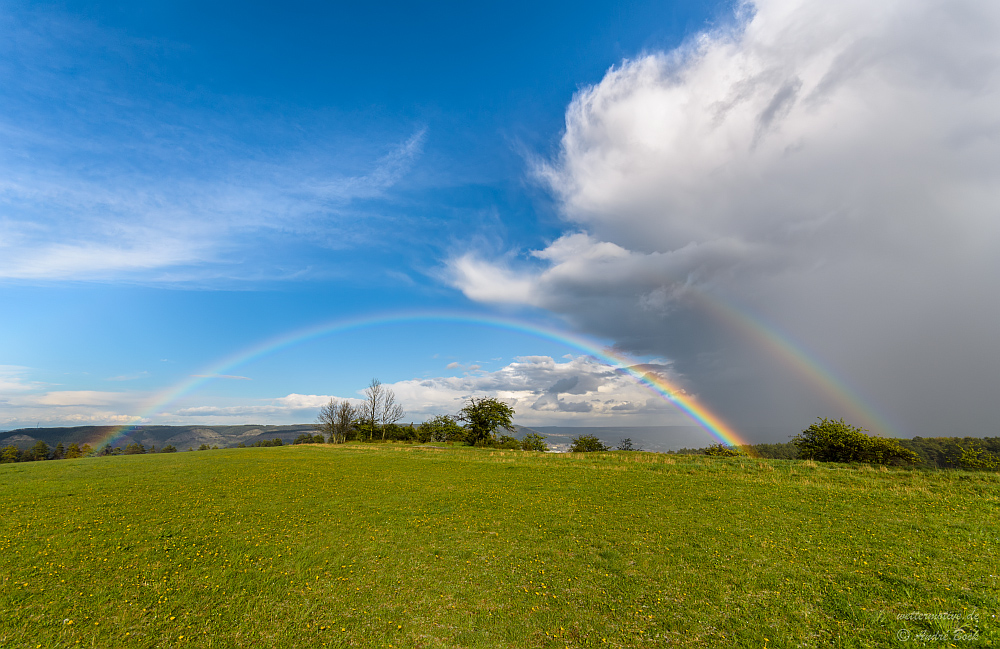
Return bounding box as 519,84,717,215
418,415,466,443
198,443,210,451
457,397,515,446
160,445,178,453
1,445,19,463
80,444,93,457
30,440,51,461
793,418,919,466
52,442,66,460
569,435,610,453
124,442,146,455
521,433,548,452
65,443,82,459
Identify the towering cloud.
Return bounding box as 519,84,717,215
450,0,1000,437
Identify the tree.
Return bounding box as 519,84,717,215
1,445,19,463
569,435,609,453
360,378,384,441
80,444,93,457
457,397,515,446
379,390,405,441
315,399,356,443
124,442,146,455
30,440,50,461
793,418,919,466
65,443,82,459
52,442,65,460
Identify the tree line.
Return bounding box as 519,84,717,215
0,440,183,463
312,383,550,450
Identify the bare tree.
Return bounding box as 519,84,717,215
317,398,358,444
361,378,384,441
315,399,338,442
380,388,405,440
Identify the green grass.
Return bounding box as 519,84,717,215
0,445,997,648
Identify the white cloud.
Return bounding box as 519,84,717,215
386,355,688,426
449,0,1000,436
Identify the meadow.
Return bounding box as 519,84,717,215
0,444,996,648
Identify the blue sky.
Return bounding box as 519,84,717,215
3,0,1000,441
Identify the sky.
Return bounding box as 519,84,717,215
2,0,999,443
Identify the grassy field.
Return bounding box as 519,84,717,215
0,444,996,648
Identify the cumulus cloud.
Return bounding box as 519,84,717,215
386,355,686,426
450,0,1000,437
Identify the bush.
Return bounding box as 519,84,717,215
521,433,548,452
495,435,521,450
569,435,610,453
793,418,919,466
957,444,1000,470
160,445,177,453
704,444,743,457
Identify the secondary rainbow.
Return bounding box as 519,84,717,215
692,294,902,438
99,310,749,450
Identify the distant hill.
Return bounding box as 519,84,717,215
0,424,318,451
516,426,718,452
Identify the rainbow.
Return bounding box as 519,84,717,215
693,295,902,438
98,310,749,450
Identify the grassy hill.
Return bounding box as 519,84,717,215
1,444,996,647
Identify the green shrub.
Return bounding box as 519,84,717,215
704,444,743,457
495,435,521,450
521,433,548,452
793,418,919,466
958,444,1000,470
569,435,610,453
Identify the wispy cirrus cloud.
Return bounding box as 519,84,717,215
0,8,426,283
